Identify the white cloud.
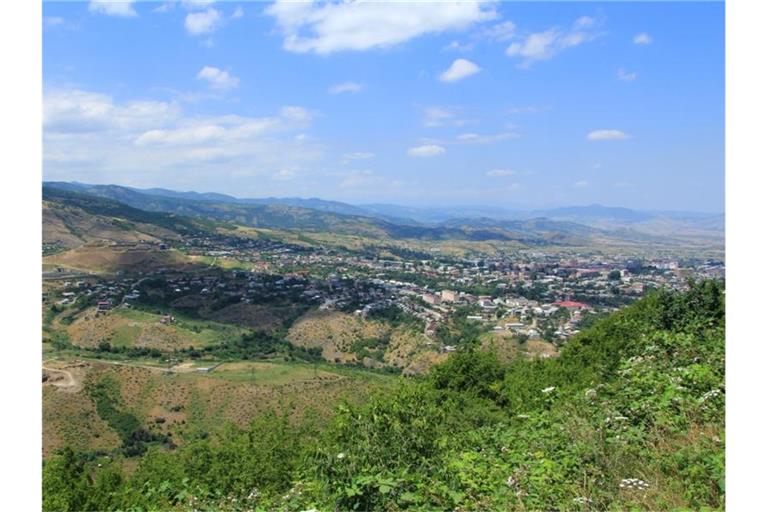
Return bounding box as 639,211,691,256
574,180,589,188
484,21,516,41
196,66,240,90
232,6,244,19
407,144,446,157
328,82,363,94
457,132,518,144
574,16,595,28
44,89,179,134
153,2,174,13
89,1,137,18
587,129,630,141
444,40,474,53
280,106,313,123
506,17,600,67
422,106,467,128
265,0,496,55
617,68,638,82
486,169,517,177
44,88,323,187
633,32,652,45
439,58,481,82
185,8,221,35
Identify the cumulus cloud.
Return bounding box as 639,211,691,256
185,8,221,35
265,0,496,55
44,88,323,187
232,6,244,19
44,89,179,134
587,129,630,141
89,1,137,18
617,68,638,82
574,180,589,188
439,58,481,82
633,32,652,45
506,17,600,67
407,144,446,157
328,82,363,94
196,66,240,90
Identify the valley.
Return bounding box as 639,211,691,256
40,183,725,511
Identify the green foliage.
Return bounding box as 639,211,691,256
87,376,172,457
44,280,725,511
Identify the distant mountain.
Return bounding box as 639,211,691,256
45,182,404,222
357,204,525,224
42,186,215,250
42,182,723,248
42,182,603,246
533,204,655,224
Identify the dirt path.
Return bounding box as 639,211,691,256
42,363,82,393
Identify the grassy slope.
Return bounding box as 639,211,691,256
65,307,248,350
43,281,724,512
42,358,392,458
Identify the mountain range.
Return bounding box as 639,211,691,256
42,181,724,249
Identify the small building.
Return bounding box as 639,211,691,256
553,300,589,310
440,290,458,303
97,300,111,313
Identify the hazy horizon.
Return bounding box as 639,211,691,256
43,1,724,212
44,178,724,215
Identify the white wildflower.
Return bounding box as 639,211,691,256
620,478,650,490
699,389,722,403
541,386,556,394
506,476,517,488
337,452,346,459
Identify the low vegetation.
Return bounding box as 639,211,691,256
43,280,724,511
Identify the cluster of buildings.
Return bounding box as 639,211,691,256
44,235,724,350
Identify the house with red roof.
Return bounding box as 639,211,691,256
553,300,589,310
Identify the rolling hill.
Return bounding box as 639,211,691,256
43,182,724,250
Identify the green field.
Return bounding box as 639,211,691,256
204,361,342,385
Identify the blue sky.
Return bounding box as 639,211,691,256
43,1,724,212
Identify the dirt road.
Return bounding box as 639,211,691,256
42,363,82,393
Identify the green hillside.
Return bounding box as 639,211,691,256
43,280,724,511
